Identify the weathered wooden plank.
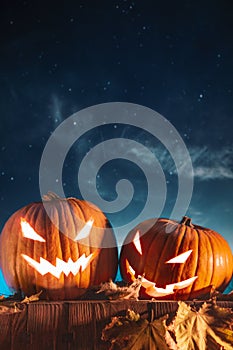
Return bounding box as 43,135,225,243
0,301,232,350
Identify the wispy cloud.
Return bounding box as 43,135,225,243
46,97,233,183
49,94,63,125
194,165,233,180
190,146,233,180
127,144,233,181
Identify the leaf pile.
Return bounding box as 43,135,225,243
102,299,233,349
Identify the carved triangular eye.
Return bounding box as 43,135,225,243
74,218,94,241
133,230,142,255
21,218,46,242
165,250,192,264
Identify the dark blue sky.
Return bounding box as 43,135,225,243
0,1,233,293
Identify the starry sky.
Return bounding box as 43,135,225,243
0,1,233,294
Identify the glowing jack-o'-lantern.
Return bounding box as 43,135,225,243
0,192,118,300
120,216,233,300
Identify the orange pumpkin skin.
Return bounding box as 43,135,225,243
120,217,233,300
0,193,118,300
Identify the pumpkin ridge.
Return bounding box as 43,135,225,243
163,222,187,285
52,205,62,294
19,204,41,294
68,199,85,288
65,200,81,289
95,220,117,284
131,219,161,280
188,227,200,298
149,222,176,285
150,230,169,285
58,200,71,261
65,199,82,243
201,230,229,291
1,213,20,290
42,204,52,294
45,205,58,294
176,224,191,283
203,229,219,289
204,229,219,288
207,229,232,290
31,204,45,294
217,234,231,289
202,229,215,288
142,226,159,284
68,199,84,262
175,223,189,282
141,221,162,278
10,213,21,290
72,199,92,286
58,200,73,298
204,230,222,285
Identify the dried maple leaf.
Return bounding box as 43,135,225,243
0,304,22,314
174,301,233,350
102,309,173,349
97,278,142,300
21,290,43,304
164,330,178,350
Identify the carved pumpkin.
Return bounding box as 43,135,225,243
0,192,118,300
120,216,233,300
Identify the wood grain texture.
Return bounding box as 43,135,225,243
0,300,233,350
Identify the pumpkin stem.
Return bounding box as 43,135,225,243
42,192,62,201
180,216,194,228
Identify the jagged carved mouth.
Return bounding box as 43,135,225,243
22,251,98,279
126,260,198,297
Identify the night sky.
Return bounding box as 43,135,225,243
0,1,233,294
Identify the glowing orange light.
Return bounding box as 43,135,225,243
126,259,136,279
